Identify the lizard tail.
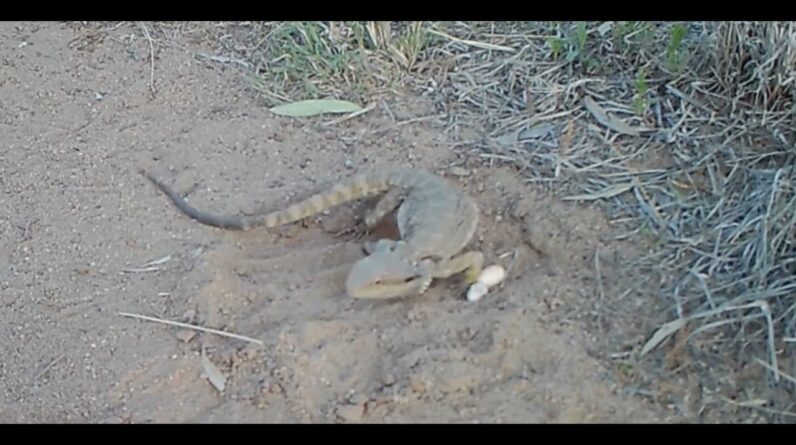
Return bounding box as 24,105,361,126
143,170,248,230
238,172,392,229
142,170,393,231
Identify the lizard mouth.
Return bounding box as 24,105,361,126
347,276,427,299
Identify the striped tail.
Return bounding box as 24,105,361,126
237,172,393,229
143,170,393,231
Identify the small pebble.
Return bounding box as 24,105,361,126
449,166,470,177
175,329,197,343
337,404,364,422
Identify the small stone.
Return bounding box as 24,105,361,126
350,392,369,405
337,404,364,422
449,166,470,177
243,344,261,360
181,309,196,323
409,375,426,394
175,330,197,343
267,382,284,394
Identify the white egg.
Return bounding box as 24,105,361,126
466,281,489,302
477,265,506,288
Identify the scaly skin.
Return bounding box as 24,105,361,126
142,167,483,299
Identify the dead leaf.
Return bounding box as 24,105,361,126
559,119,575,155
583,96,641,136
201,350,227,393
664,323,690,370
563,183,634,201
640,318,686,357
519,123,554,140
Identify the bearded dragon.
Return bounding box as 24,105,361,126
142,167,483,299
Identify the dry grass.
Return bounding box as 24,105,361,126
151,20,795,420
413,22,796,419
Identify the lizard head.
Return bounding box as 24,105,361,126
345,248,431,299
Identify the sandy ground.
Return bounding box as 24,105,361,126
1,22,682,423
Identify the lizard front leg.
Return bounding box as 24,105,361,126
430,251,485,284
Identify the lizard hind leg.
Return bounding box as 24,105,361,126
338,188,404,241
364,188,404,228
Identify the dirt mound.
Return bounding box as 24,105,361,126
1,22,670,423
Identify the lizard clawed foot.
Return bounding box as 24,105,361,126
332,220,371,240
332,226,363,239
